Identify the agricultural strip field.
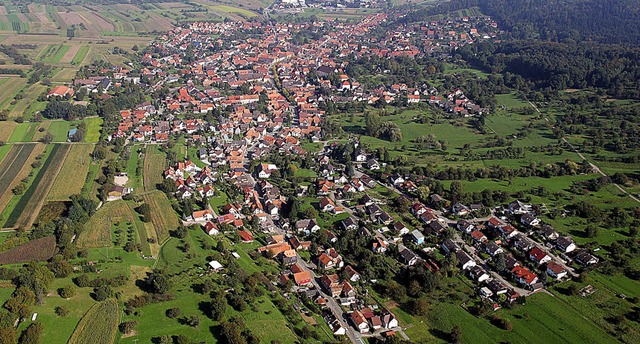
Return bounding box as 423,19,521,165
0,120,16,141
39,44,70,63
68,299,119,344
71,45,89,64
46,144,94,201
3,144,69,229
142,190,178,243
59,44,80,64
0,143,37,213
0,236,56,264
143,145,166,192
77,200,134,248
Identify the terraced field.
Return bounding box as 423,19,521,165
3,144,69,229
143,190,179,243
47,144,94,201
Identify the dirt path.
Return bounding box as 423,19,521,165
527,100,640,204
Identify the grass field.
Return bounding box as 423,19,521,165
3,144,69,229
47,144,94,201
7,122,30,142
68,299,119,344
77,200,135,248
123,229,299,344
142,190,179,243
143,145,166,192
48,120,70,142
84,117,103,142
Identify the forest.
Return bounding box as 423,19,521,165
457,41,640,99
404,0,640,44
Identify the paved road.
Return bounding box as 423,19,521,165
453,233,530,296
295,254,365,344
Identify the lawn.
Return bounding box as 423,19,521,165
47,144,94,201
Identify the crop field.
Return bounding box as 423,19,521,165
47,144,94,201
59,44,80,63
77,200,135,248
0,120,16,141
0,143,37,213
143,145,166,191
0,235,55,264
71,45,89,64
142,190,179,243
3,144,69,229
68,299,119,344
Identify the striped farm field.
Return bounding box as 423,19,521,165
59,44,80,63
68,299,119,344
0,143,36,200
77,200,134,248
0,120,17,142
0,143,43,216
47,144,94,201
71,45,89,64
8,123,30,142
143,190,179,243
3,144,69,229
143,145,166,191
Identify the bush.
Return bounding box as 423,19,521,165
19,322,43,344
55,306,69,317
165,307,181,318
58,285,76,299
93,285,113,301
118,320,137,334
490,315,513,331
